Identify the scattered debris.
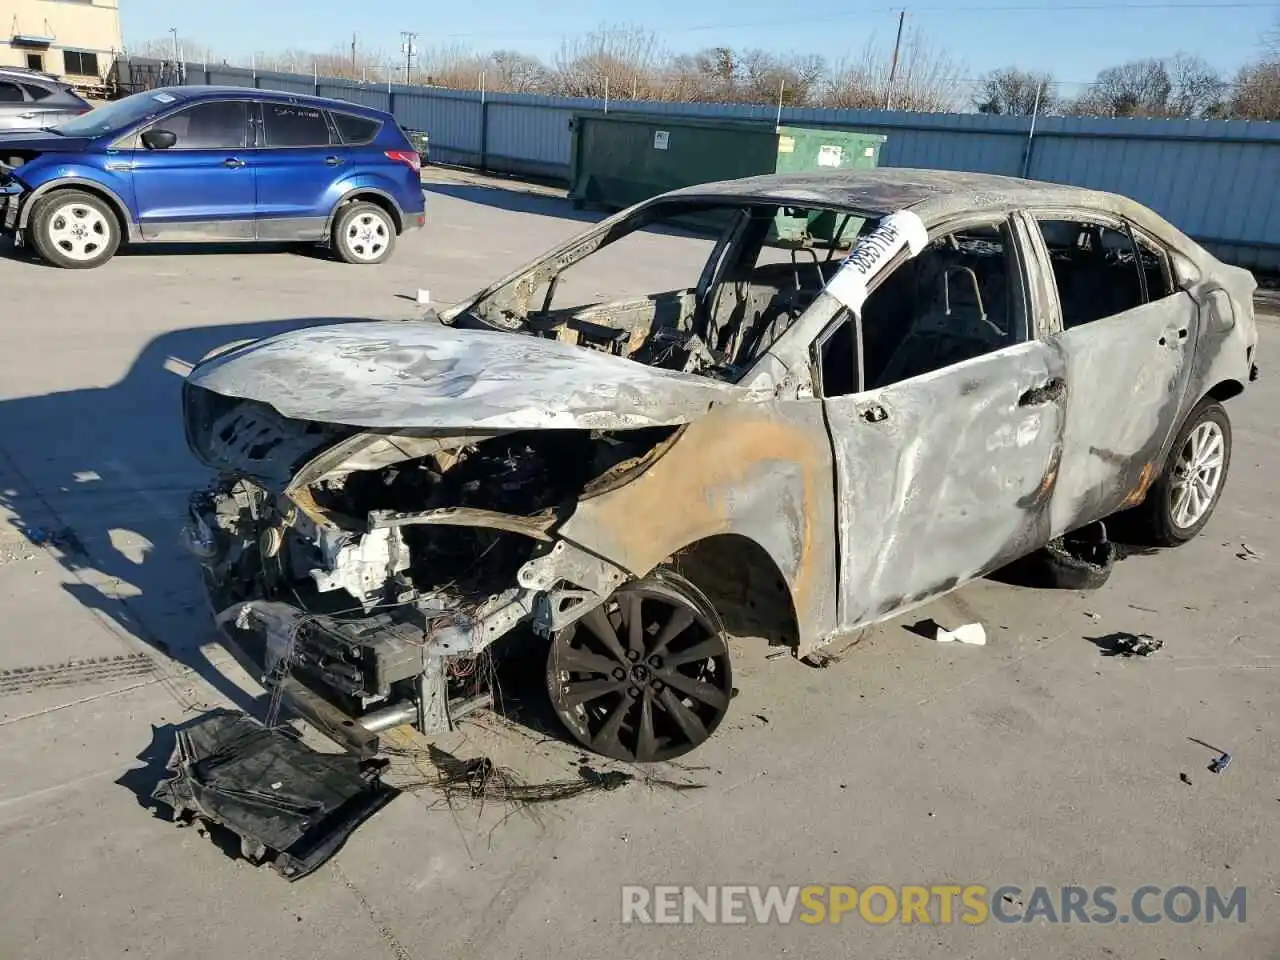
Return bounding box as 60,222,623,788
754,714,770,725
995,521,1117,590
766,650,791,661
150,709,397,881
1236,543,1263,562
1084,611,1101,621
1209,753,1232,775
936,623,987,647
1180,772,1194,786
1128,603,1159,614
802,652,837,669
24,525,84,554
1093,633,1163,658
392,744,704,805
416,288,431,306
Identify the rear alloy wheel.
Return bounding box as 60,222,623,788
547,572,733,763
30,189,119,269
331,201,396,264
1127,399,1232,546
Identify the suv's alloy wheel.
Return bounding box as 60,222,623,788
30,189,119,269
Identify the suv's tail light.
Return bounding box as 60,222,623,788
385,150,421,173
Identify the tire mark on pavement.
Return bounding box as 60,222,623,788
0,654,155,697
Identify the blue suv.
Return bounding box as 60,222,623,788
0,86,426,268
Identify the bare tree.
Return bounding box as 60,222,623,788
738,49,826,106
1069,54,1224,118
126,36,218,64
973,67,1056,115
1072,58,1172,116
488,50,552,94
665,47,738,102
825,29,962,112
553,24,664,99
1230,59,1280,119
1165,53,1227,117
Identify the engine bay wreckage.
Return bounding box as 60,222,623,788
178,169,1258,814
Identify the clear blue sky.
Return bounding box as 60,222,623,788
121,0,1276,91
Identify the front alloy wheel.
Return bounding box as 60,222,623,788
30,189,120,269
547,572,733,763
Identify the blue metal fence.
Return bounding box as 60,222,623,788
119,57,1280,270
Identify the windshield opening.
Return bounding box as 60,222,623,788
51,90,178,137
451,197,881,384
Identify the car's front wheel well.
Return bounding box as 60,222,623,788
667,534,800,650
1204,379,1245,404
28,183,128,239
337,192,402,233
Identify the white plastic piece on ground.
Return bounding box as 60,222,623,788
824,209,929,313
936,623,988,646
416,288,431,305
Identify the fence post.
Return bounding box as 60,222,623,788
1020,82,1043,178
479,73,489,171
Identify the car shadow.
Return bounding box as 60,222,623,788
425,181,726,241
0,235,330,266
425,181,603,224
0,316,358,718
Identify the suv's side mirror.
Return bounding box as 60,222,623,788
141,129,177,150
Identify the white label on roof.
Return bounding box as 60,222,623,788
152,92,176,103
653,130,669,150
864,146,876,157
824,210,928,313
778,135,795,154
817,144,843,168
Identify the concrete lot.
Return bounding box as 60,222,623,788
0,168,1276,959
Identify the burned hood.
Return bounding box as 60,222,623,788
186,321,744,431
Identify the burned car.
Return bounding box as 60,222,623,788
182,169,1258,764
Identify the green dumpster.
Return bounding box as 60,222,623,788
568,113,886,246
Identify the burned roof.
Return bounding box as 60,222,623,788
660,167,1201,260
663,168,1105,217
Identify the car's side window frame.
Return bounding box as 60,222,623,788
328,110,382,146
127,99,253,152
1127,223,1179,303
252,99,339,150
1018,207,1167,333
808,212,1032,399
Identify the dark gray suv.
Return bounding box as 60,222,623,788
0,68,91,132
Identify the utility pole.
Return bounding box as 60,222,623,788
884,9,906,110
351,32,357,71
400,31,418,86
168,27,179,63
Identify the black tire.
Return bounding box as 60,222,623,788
1126,399,1232,547
330,201,396,265
29,189,120,269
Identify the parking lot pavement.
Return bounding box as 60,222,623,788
0,171,1277,960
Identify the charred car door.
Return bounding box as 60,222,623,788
1019,211,1199,534
817,215,1068,629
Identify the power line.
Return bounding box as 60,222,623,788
432,2,1277,42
